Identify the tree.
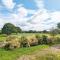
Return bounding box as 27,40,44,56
57,23,60,34
50,27,58,37
2,23,21,35
42,30,48,33
57,23,60,29
16,27,22,33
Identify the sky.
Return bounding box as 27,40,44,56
0,0,60,31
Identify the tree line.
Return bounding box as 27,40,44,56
0,22,60,35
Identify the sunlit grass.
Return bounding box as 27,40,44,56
0,45,49,60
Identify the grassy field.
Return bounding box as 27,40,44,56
0,33,60,60
0,45,49,60
0,33,46,41
0,33,60,41
0,44,60,60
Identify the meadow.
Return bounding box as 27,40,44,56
0,33,60,60
0,45,49,60
0,33,51,41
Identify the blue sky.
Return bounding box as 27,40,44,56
0,0,60,31
44,0,60,11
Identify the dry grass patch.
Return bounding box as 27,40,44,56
17,47,60,60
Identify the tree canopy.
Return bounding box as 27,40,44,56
57,23,60,29
2,23,22,35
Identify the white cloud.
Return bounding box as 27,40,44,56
35,0,44,9
2,0,15,9
26,9,49,31
51,11,60,23
25,10,60,31
0,5,36,30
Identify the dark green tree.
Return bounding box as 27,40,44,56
2,23,20,35
57,23,60,29
16,27,22,33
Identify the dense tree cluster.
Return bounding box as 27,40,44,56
2,23,22,35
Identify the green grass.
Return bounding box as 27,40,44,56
0,33,49,41
0,45,49,60
0,36,6,41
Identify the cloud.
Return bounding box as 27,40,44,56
0,5,36,30
51,11,60,23
35,0,44,9
25,9,60,31
26,9,49,30
2,0,15,9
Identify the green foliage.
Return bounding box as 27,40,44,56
47,37,54,45
35,34,42,45
0,45,49,60
20,36,29,47
52,37,60,44
50,28,58,37
16,27,22,33
2,23,16,35
57,23,60,29
4,43,12,50
42,35,48,44
2,23,22,35
20,36,30,47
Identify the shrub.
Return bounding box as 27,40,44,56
53,37,60,44
47,37,54,45
26,35,38,46
29,38,38,46
42,35,48,44
35,34,42,45
4,43,12,50
47,37,60,45
4,36,20,50
20,36,29,47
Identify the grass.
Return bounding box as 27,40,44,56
18,47,60,60
0,45,49,60
35,48,60,60
0,33,60,41
0,33,48,41
0,33,60,60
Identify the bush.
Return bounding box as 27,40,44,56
4,36,20,50
42,35,48,44
29,38,38,46
35,34,42,45
20,36,29,47
35,35,48,45
47,37,60,45
53,37,60,44
47,37,54,45
4,43,13,50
